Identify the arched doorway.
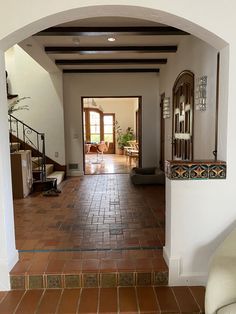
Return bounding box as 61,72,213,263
0,2,230,290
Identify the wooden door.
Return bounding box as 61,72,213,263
172,71,194,160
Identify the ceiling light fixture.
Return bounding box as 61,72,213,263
108,37,116,42
72,37,80,45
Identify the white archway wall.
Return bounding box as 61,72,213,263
0,1,235,289
0,2,228,51
0,50,18,291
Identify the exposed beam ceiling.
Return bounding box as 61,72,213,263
36,26,189,37
45,46,177,54
55,59,167,65
20,17,190,72
63,68,160,73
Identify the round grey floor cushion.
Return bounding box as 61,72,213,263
130,167,165,185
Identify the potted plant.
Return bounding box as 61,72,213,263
115,121,135,154
8,96,30,115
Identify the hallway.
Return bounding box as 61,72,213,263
14,175,164,251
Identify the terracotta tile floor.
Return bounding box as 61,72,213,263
0,286,205,313
85,154,138,174
9,174,206,312
14,174,165,251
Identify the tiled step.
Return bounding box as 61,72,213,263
0,286,206,313
47,171,65,186
10,250,168,290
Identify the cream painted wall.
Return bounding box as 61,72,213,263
160,35,218,160
63,73,160,174
5,46,66,165
95,97,138,135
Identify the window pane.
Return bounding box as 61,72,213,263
104,134,113,142
90,125,100,133
104,125,113,133
104,115,113,124
90,111,100,125
91,134,100,142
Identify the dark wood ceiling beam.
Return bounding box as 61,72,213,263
56,58,167,65
63,68,160,73
45,46,177,54
36,26,189,36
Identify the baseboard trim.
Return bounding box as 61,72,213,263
0,249,19,291
164,246,207,286
67,170,84,176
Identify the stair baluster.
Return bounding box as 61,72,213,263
8,114,46,183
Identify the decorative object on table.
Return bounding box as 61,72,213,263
195,75,207,111
115,121,135,154
163,97,171,119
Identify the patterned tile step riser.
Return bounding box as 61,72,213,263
10,271,168,290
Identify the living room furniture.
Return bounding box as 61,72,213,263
205,227,236,313
130,167,165,185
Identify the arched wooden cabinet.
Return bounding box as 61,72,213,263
172,70,194,161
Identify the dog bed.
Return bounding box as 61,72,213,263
130,167,165,185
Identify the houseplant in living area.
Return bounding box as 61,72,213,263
115,121,135,154
8,97,30,115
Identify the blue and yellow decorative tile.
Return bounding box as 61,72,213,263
189,164,208,179
209,164,226,179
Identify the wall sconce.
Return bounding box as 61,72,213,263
163,97,171,119
195,75,207,111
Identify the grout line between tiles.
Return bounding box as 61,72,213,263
134,286,141,314
34,289,46,314
18,246,164,253
13,290,27,314
97,287,101,314
188,286,203,314
75,287,82,314
171,287,182,314
117,286,120,314
0,292,7,305
54,288,64,314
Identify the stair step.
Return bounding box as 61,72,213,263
31,156,43,169
10,249,168,290
47,171,65,186
33,164,54,177
10,269,168,289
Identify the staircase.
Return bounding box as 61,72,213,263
9,114,65,193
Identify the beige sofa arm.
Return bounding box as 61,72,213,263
205,228,236,314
